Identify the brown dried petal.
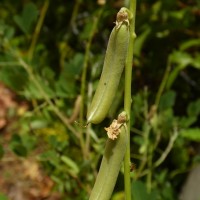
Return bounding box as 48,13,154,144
105,120,122,140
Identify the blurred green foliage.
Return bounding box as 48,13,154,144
0,0,200,199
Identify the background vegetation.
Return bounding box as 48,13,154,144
0,0,200,199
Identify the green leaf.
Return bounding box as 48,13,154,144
169,10,186,20
21,134,37,151
193,54,200,69
170,51,193,67
166,65,182,89
9,134,27,157
64,53,83,76
41,67,55,83
30,119,49,129
56,53,84,97
134,26,151,57
80,22,93,40
48,135,68,152
10,143,27,157
166,51,194,89
167,50,200,88
132,180,158,200
157,109,174,136
159,90,176,111
14,2,38,34
0,22,15,39
23,75,55,99
132,92,145,124
179,116,197,128
60,155,80,175
39,150,60,167
171,145,189,168
132,180,148,200
180,39,200,51
187,99,200,117
133,135,144,146
0,66,28,91
13,15,27,33
111,191,125,200
181,128,200,141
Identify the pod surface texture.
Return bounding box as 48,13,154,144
87,23,129,124
89,125,128,200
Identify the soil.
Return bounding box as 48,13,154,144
0,82,61,200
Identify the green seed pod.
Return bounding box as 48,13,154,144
89,124,128,200
87,8,130,124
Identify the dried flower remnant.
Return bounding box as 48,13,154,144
104,111,127,140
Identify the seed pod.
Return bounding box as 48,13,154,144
89,123,128,200
87,8,130,124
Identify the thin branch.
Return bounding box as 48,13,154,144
154,127,178,168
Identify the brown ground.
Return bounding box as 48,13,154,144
0,82,61,200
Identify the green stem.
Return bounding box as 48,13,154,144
80,8,103,158
135,122,151,180
154,126,178,168
0,62,21,66
146,146,153,192
28,0,49,61
135,88,151,179
155,60,171,108
70,0,82,33
138,127,178,178
124,1,137,199
80,8,103,124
